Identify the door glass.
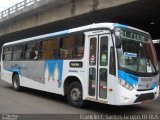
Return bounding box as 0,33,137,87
99,36,108,99
89,38,97,66
99,68,107,99
88,35,109,99
100,36,108,66
109,47,116,75
88,37,97,97
89,68,96,96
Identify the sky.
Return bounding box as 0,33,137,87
0,0,23,12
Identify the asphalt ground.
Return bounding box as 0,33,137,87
0,80,160,120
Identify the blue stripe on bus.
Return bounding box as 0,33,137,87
47,30,69,38
7,69,21,75
150,82,158,89
6,64,22,75
113,23,129,28
118,70,138,86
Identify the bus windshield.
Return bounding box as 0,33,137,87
115,28,159,75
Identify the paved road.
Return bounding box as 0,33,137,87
0,80,160,119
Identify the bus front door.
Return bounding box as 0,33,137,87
88,34,110,101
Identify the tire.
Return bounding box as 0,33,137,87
67,81,84,108
12,74,21,91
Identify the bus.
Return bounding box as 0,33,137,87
1,23,159,107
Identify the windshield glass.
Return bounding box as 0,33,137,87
115,28,159,75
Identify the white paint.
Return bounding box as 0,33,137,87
53,64,59,81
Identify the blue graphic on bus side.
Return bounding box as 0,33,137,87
44,60,63,88
118,70,138,87
7,64,22,75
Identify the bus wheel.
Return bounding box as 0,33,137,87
12,74,21,91
67,81,84,108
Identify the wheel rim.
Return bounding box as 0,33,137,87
70,88,81,102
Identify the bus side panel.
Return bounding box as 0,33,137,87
1,61,13,84
2,60,65,95
61,59,87,98
44,60,64,95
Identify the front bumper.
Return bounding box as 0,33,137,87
113,85,159,105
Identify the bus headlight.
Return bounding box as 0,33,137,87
119,78,134,91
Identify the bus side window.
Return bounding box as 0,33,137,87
36,41,42,60
12,45,23,61
59,34,84,59
30,51,36,60
33,41,42,60
3,46,13,61
42,38,58,60
77,47,84,59
24,43,36,60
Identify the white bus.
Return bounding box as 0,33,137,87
1,23,159,107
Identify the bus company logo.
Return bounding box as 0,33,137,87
69,69,78,73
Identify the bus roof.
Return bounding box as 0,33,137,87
3,23,149,46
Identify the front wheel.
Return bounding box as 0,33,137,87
12,74,21,91
67,82,84,108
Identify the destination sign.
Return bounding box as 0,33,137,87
120,29,146,42
70,62,83,68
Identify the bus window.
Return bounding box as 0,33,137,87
75,35,84,59
42,39,58,60
59,34,84,59
24,43,36,60
3,46,13,61
12,45,23,61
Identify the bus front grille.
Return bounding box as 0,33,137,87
134,93,154,103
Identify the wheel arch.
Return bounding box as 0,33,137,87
63,75,84,96
12,71,19,80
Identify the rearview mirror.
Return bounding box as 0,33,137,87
115,30,122,48
115,38,122,48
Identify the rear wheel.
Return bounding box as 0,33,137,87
12,74,21,91
67,82,84,108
